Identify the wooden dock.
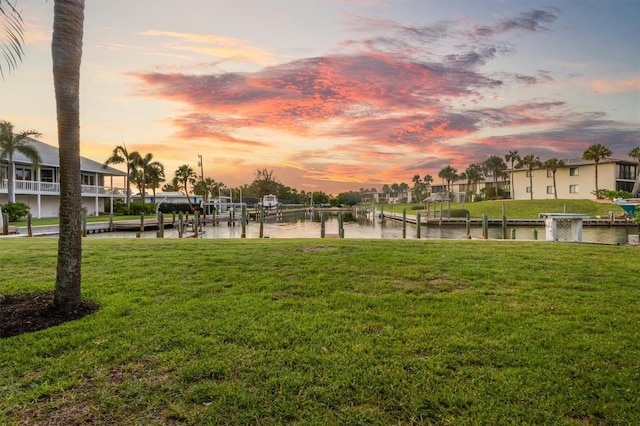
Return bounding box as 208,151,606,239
381,214,633,227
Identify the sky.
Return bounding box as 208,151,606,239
1,0,639,194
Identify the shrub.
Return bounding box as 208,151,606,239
129,202,156,216
0,202,30,222
449,209,470,218
481,187,505,199
604,189,632,201
158,202,193,214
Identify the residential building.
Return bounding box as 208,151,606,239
510,158,638,200
1,138,127,218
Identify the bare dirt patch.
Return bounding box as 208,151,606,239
0,293,99,339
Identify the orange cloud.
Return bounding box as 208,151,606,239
591,77,639,94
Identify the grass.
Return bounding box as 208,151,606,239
9,215,157,227
389,199,626,219
1,238,639,424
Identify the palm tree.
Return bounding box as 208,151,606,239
0,0,24,79
129,152,163,204
411,174,421,202
423,174,433,197
483,156,507,198
162,176,180,192
461,163,483,207
174,164,197,210
103,144,135,208
543,158,565,200
53,0,85,313
582,144,613,197
516,155,542,200
146,162,165,200
630,146,640,197
0,120,42,202
505,150,520,199
438,166,458,195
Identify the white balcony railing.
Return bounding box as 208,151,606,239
0,179,125,197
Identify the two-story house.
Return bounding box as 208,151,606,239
1,138,127,218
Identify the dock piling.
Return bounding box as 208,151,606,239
402,208,407,239
482,214,488,239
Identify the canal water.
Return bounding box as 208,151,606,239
88,211,632,244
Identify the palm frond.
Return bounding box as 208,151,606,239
0,0,25,79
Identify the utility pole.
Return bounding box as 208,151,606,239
197,154,204,181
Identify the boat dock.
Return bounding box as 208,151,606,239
380,213,633,227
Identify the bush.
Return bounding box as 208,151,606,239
129,202,156,216
481,187,505,199
157,202,193,214
0,202,30,222
604,189,632,201
449,209,470,218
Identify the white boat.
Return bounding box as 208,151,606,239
259,194,279,210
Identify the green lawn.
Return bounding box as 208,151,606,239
388,199,626,219
1,238,639,424
9,215,158,227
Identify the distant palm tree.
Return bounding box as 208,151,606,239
174,164,197,210
162,176,180,192
146,162,165,200
412,174,421,201
0,0,24,79
423,174,433,197
505,150,520,199
129,152,164,204
0,120,42,203
381,184,391,203
543,158,565,200
582,144,612,197
461,163,483,207
516,155,542,200
103,144,135,208
483,156,507,197
438,166,458,195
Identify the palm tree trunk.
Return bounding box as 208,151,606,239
553,172,558,199
53,0,85,312
529,171,533,200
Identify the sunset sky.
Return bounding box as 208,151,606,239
1,0,639,194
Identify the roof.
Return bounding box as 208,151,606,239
423,192,451,202
2,138,127,176
511,157,637,171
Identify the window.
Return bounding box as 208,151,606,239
81,174,95,186
526,170,533,177
617,181,634,192
526,187,532,193
15,167,33,181
547,170,553,178
570,185,579,194
570,167,579,176
547,186,554,194
617,164,635,180
40,168,56,182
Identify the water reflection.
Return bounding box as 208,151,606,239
89,211,631,244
